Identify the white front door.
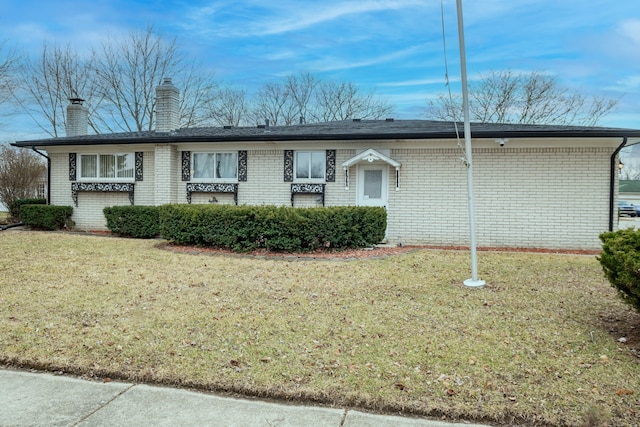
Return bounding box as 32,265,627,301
357,164,388,207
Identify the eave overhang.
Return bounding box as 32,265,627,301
11,120,640,149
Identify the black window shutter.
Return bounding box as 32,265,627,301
69,153,77,181
284,150,294,182
326,150,336,182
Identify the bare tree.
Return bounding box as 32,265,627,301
251,81,298,126
0,145,46,211
426,70,617,126
315,80,393,121
204,85,249,127
16,27,219,135
620,157,640,180
178,64,219,128
15,42,98,137
92,26,182,132
251,72,393,125
92,26,219,132
0,40,18,111
284,71,319,123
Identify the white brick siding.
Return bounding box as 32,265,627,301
387,146,614,249
155,145,178,205
189,193,236,205
70,193,132,229
242,149,291,206
65,103,88,137
135,152,155,206
49,150,159,230
49,152,74,208
387,148,469,246
328,149,358,206
45,142,618,249
155,79,180,133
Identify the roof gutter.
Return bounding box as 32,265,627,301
609,137,627,231
30,146,50,205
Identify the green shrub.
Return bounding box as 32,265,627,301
159,204,386,253
8,198,46,221
159,204,261,251
104,206,160,238
598,229,640,312
20,204,73,230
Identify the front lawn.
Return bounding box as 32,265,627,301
0,231,638,426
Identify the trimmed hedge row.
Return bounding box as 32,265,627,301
599,229,640,313
20,204,73,230
157,204,387,252
9,198,46,221
103,206,160,239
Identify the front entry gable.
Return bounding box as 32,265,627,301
341,148,401,168
341,148,401,191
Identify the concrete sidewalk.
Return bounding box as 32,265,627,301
1,368,493,427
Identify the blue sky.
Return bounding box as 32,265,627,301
1,0,639,141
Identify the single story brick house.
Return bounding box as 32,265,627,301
12,79,640,250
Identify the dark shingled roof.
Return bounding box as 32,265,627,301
12,119,640,147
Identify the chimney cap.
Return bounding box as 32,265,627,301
69,98,85,105
162,77,173,85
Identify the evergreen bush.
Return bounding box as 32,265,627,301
598,228,640,312
159,204,386,252
20,205,73,230
8,198,46,221
103,206,160,238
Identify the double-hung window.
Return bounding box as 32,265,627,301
295,151,325,181
192,152,238,181
79,153,134,180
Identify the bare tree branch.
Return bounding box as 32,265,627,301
284,71,319,123
14,42,98,137
252,72,393,125
315,80,393,121
0,40,19,110
92,26,182,132
250,81,298,126
14,27,219,136
178,64,218,128
203,85,249,127
426,70,618,126
0,145,46,210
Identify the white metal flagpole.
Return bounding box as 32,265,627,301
456,0,485,288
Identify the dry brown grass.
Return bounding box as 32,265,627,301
1,230,639,426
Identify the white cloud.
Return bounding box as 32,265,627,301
304,44,428,72
606,75,640,92
255,0,425,36
185,0,428,38
619,19,640,46
261,50,297,61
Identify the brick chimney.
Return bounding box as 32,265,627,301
155,78,180,132
66,98,88,137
